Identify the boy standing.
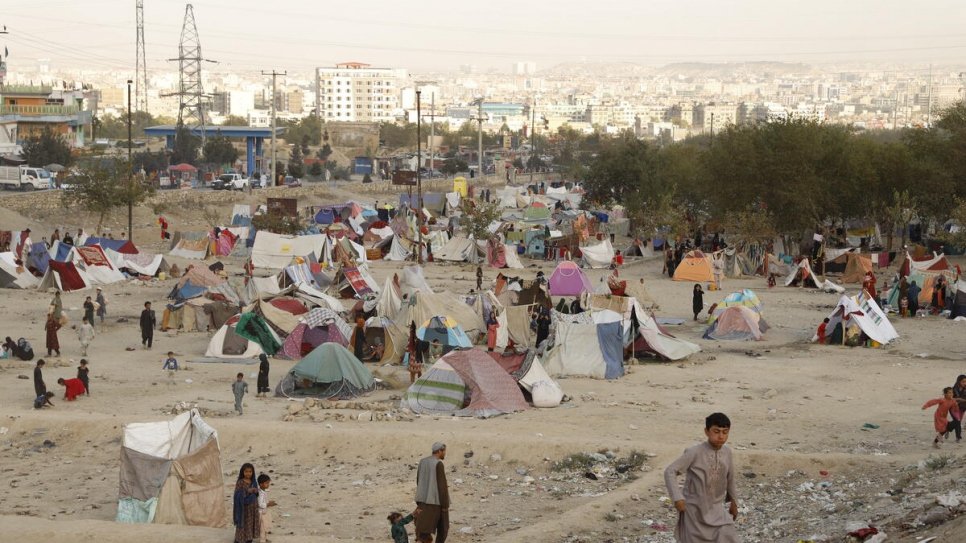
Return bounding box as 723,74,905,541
232,372,248,415
33,359,47,398
257,474,276,543
664,412,740,543
77,316,95,356
140,301,156,349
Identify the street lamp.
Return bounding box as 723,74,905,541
127,79,133,242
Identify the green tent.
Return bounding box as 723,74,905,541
235,312,282,355
275,343,375,399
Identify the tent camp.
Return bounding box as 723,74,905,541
275,343,374,399
116,409,226,527
886,268,958,307
37,260,91,291
417,315,473,351
385,290,485,362
205,314,266,358
548,260,593,296
673,250,714,282
817,293,898,347
900,251,953,276
403,349,529,418
708,289,763,320
0,252,40,288
720,247,758,278
784,259,845,293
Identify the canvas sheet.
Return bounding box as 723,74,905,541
385,236,413,261
121,410,218,459
543,321,607,379
376,276,402,318
120,252,166,276
505,305,535,348
0,251,40,288
116,497,157,524
293,282,346,312
251,275,283,296
76,245,112,267
446,351,529,418
169,237,209,260
45,260,89,291
118,446,172,501
152,472,189,525
343,266,373,296
821,294,898,345
436,236,478,262
502,245,524,269
251,232,325,269
171,439,226,528
634,300,701,361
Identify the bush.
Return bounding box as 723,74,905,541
251,213,303,235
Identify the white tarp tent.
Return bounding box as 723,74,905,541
581,238,615,269
784,258,845,293
251,232,325,269
436,236,482,262
817,293,899,346
0,251,40,288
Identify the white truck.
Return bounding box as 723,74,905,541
0,165,52,191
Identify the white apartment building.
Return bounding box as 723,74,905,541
315,63,406,122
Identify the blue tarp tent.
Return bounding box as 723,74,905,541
28,242,50,274
51,241,73,262
167,279,206,301
85,237,138,254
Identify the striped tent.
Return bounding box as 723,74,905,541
708,289,763,324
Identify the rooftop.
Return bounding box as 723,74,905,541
144,125,285,138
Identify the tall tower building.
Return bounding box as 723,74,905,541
315,62,406,122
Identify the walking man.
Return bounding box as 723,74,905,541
140,301,156,349
415,442,450,543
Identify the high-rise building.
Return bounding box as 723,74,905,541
513,61,537,76
315,62,406,122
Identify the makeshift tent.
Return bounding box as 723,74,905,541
85,237,138,254
632,305,702,360
900,251,952,276
886,269,958,307
115,409,226,527
403,349,529,418
384,235,413,261
817,293,898,346
363,316,397,364
673,250,714,282
169,236,210,259
542,319,624,379
826,251,873,283
275,343,374,399
333,264,380,298
251,231,325,269
205,314,265,358
417,315,473,351
74,244,126,285
279,318,350,359
37,260,90,291
783,259,845,293
580,238,615,269
548,260,593,296
435,236,482,262
0,252,40,288
704,306,768,340
721,247,757,278
708,289,763,321
386,290,485,362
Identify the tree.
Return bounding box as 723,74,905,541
221,115,249,127
62,158,152,234
440,158,468,175
308,161,323,178
288,144,305,178
720,206,778,246
21,127,73,168
202,133,239,167
300,134,310,156
170,123,200,165
317,144,333,160
459,202,502,241
379,121,418,148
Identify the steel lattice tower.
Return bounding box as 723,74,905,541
171,4,208,141
135,1,148,112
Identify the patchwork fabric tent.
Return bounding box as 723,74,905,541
886,268,958,307
826,251,873,283
704,306,768,340
900,251,952,276
205,314,266,358
816,293,898,347
403,349,529,418
116,409,226,527
37,260,91,291
721,247,757,278
673,250,714,282
784,259,844,293
542,319,624,379
0,252,40,288
278,308,352,359
417,315,473,350
386,290,485,361
275,343,374,399
548,260,593,296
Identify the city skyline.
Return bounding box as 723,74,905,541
1,0,965,73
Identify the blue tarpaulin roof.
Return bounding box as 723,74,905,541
28,242,50,274
85,237,138,254
167,279,206,301
51,241,73,262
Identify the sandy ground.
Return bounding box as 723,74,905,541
1,192,965,542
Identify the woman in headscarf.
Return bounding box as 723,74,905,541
256,354,270,398
233,462,260,543
692,284,705,321
407,321,422,383
351,318,367,360
45,314,61,357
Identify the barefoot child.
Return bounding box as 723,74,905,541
257,473,276,543
664,412,740,543
923,387,959,448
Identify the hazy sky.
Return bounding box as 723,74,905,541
2,0,964,73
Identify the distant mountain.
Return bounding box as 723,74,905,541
655,62,812,77
541,62,655,78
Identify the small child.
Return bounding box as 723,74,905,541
77,359,90,395
162,351,179,373
257,473,277,543
232,372,248,415
923,387,960,447
664,412,740,541
34,391,54,409
58,377,86,401
387,509,419,543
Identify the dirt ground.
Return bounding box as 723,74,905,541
1,190,965,543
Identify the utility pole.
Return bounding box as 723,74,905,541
926,64,933,128
477,100,484,183
530,97,536,185
262,69,286,186
127,79,134,242
893,75,899,130
709,111,715,148
429,91,435,175
416,90,423,264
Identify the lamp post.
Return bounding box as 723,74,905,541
416,89,422,264
127,79,133,241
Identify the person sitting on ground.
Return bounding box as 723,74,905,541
816,318,830,344
34,391,55,409
57,377,86,401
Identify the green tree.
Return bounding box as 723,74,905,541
170,123,200,165
308,161,323,178
221,115,249,126
460,202,502,241
288,144,305,178
202,133,239,167
62,158,152,234
380,121,418,148
21,127,73,168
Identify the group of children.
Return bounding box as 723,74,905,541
32,358,90,408
233,463,276,543
923,374,966,448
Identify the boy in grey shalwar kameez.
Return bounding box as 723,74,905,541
232,372,248,415
664,412,741,542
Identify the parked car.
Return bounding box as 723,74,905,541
213,173,248,190
283,175,302,187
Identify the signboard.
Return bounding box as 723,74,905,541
392,170,417,186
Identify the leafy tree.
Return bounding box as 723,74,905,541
170,123,200,165
21,127,73,168
300,134,310,156
459,201,502,241
317,144,333,160
288,144,305,178
308,161,323,178
94,111,158,140
133,150,169,177
380,121,418,148
251,213,303,235
221,115,249,126
440,158,468,175
202,133,239,167
720,206,778,246
62,158,152,233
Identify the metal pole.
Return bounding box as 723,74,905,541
262,70,286,185
477,100,483,183
429,92,435,175
709,111,714,148
530,98,536,185
926,64,933,128
127,79,133,241
416,90,422,264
